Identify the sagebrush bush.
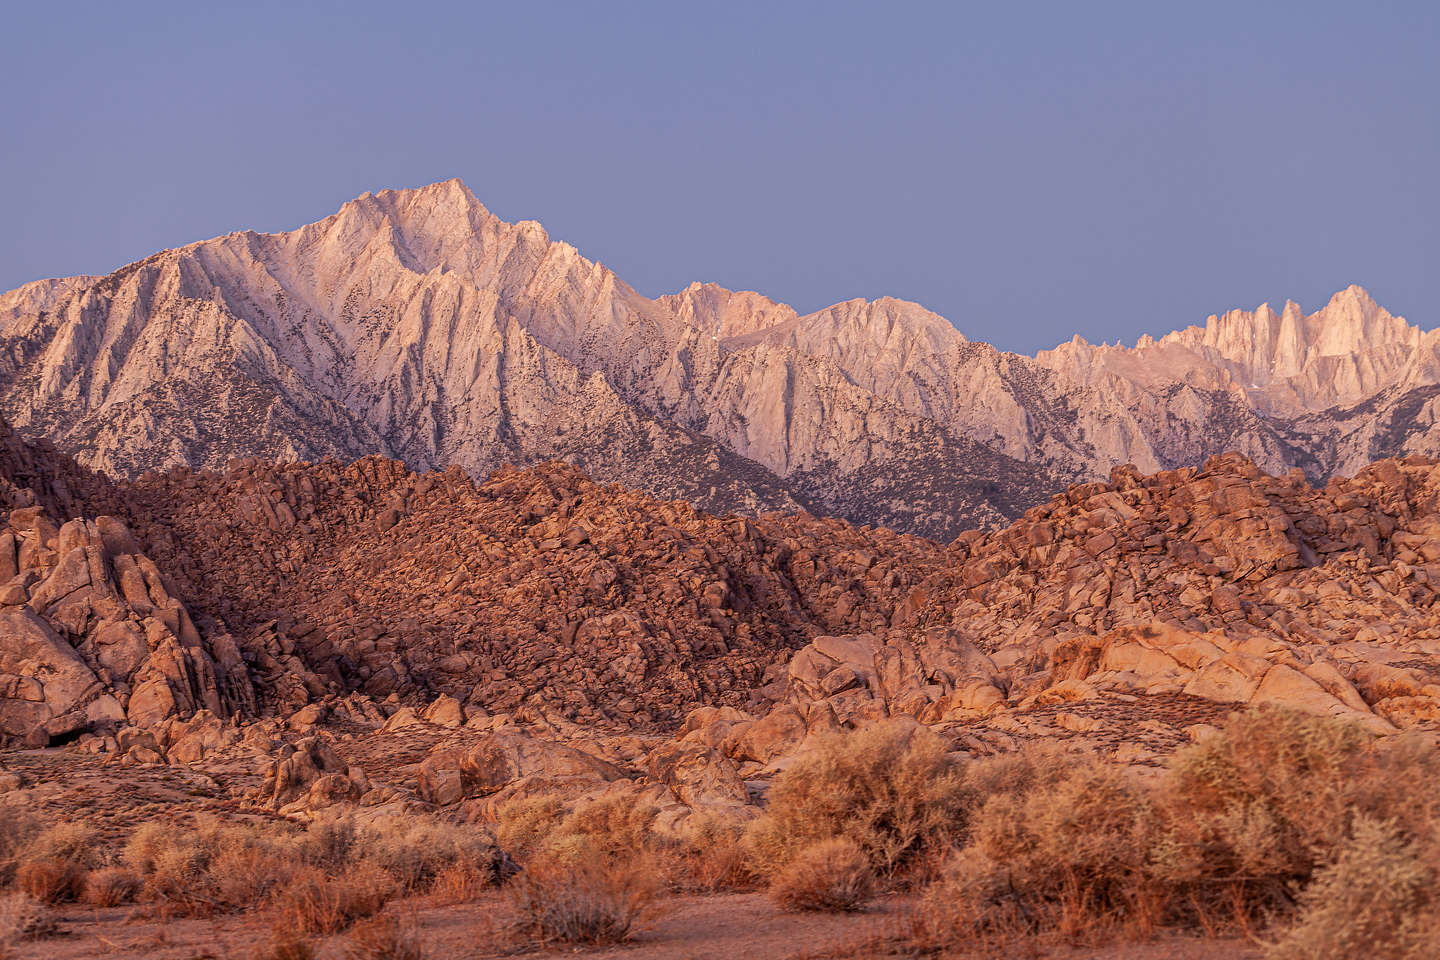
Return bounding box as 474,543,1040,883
504,849,659,946
357,816,498,893
297,815,358,869
1151,706,1440,923
80,866,142,907
275,863,393,935
11,821,102,904
494,794,566,864
744,720,968,878
123,816,295,911
769,838,875,912
1266,818,1440,960
14,858,84,905
547,794,660,864
968,764,1156,931
905,707,1440,951
664,813,754,893
0,806,38,890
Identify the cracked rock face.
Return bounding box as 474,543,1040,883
0,502,255,747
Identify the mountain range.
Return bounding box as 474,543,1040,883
2,177,1436,540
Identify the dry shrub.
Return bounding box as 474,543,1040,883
969,764,1156,937
744,720,968,880
769,838,875,912
15,858,85,905
0,806,38,889
429,862,492,904
1266,818,1440,960
23,822,101,869
665,814,755,893
504,849,660,947
297,815,357,869
343,914,423,960
1152,706,1440,925
539,795,661,867
275,863,393,935
12,821,102,904
357,816,499,893
494,794,565,863
80,866,142,907
123,816,296,912
903,707,1440,953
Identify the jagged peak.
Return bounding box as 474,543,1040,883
1323,283,1379,312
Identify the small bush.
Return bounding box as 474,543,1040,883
548,795,659,862
297,815,358,869
494,794,565,864
665,814,754,893
0,806,38,889
81,866,142,907
769,838,875,912
123,816,297,912
1267,818,1440,960
11,821,102,904
1152,706,1440,925
504,850,659,946
343,914,423,960
744,720,968,879
358,816,498,893
275,863,393,935
429,862,492,904
15,858,84,904
969,764,1156,934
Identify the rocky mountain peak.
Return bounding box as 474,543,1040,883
0,181,1434,542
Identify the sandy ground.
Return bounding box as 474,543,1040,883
10,891,1263,960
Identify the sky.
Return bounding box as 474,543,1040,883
3,1,1436,354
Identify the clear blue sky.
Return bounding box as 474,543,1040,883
3,1,1435,353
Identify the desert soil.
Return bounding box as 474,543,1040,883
12,892,1262,960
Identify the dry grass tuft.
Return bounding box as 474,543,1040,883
769,838,875,912
342,914,424,960
0,807,38,891
744,720,968,880
356,816,499,894
274,863,393,935
494,794,565,864
14,858,85,905
80,866,142,907
504,850,660,947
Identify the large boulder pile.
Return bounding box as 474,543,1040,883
112,457,944,726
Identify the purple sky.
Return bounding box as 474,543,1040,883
3,1,1436,353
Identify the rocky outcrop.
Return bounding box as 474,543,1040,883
0,503,255,746
106,455,944,726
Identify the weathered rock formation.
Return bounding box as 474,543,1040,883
0,502,254,747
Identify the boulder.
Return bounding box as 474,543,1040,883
416,730,624,806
